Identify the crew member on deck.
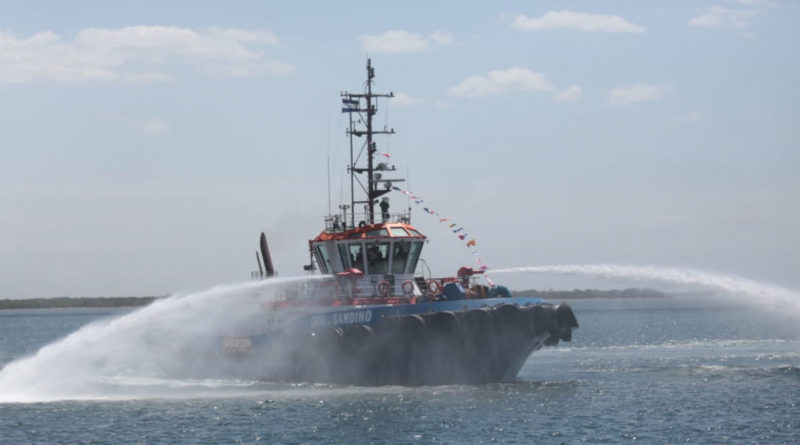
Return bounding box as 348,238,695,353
380,197,390,222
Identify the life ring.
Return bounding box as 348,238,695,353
377,280,391,297
401,280,415,296
358,221,366,228
427,280,442,295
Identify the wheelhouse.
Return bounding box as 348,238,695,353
310,222,426,277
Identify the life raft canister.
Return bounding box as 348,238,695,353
377,280,391,297
401,280,415,296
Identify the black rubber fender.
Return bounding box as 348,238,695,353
554,303,578,342
318,326,344,346
524,304,553,336
459,308,494,348
539,304,560,336
493,303,531,339
494,303,524,324
341,324,374,355
556,303,579,329
461,308,492,331
397,314,426,338
428,311,460,335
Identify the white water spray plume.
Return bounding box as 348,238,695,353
3,265,797,402
0,276,327,403
491,264,800,315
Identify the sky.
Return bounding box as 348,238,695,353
0,0,798,298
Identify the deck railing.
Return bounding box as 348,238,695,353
323,211,412,233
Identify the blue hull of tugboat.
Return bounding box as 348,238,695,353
218,298,578,385
305,297,545,329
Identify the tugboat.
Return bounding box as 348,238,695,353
229,60,578,385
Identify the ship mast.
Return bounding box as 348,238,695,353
342,59,397,225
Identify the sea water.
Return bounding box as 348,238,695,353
0,279,798,443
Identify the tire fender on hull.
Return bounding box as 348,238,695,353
555,303,579,342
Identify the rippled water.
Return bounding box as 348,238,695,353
1,297,798,444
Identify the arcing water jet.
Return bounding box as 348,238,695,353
0,277,323,402
491,264,800,317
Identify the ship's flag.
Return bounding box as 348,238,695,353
341,98,359,112
448,223,456,228
466,239,477,247
439,218,448,222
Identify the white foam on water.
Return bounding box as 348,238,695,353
0,276,325,403
491,264,800,318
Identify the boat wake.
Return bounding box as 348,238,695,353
491,264,800,318
552,338,800,353
0,277,325,403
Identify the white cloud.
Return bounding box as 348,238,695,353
0,26,294,84
429,31,455,45
510,11,645,33
360,30,428,53
553,84,582,102
607,83,670,105
141,119,169,134
359,29,455,53
688,6,759,28
123,72,174,83
449,68,554,98
207,28,279,45
725,0,773,6
390,92,425,107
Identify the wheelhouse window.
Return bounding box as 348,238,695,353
365,241,390,274
407,241,423,274
314,244,332,274
348,243,365,271
391,240,411,274
366,228,389,237
390,227,409,237
337,243,350,269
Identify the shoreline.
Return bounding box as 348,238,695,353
0,288,668,310
0,296,161,310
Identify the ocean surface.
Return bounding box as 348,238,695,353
0,296,797,444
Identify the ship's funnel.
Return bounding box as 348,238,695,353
260,232,275,277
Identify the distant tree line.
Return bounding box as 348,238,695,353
513,288,669,299
0,288,668,310
0,296,161,310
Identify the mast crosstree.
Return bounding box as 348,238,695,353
341,59,401,226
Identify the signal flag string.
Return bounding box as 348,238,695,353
391,186,495,287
